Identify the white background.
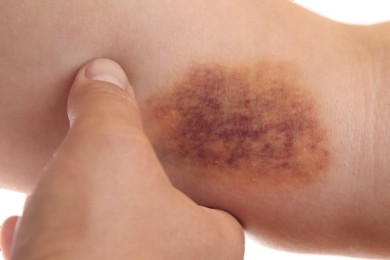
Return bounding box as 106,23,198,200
1,1,389,259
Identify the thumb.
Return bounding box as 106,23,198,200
67,58,143,136
11,59,163,259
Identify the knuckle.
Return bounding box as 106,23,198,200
74,114,147,144
67,81,152,156
69,82,143,130
79,82,136,107
70,116,153,157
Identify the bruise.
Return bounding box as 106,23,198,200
143,61,331,185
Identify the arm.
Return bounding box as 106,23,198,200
1,0,389,257
7,59,244,260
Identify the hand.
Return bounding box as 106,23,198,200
1,59,244,260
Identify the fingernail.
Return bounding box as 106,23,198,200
85,59,128,89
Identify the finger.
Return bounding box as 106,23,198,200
34,58,167,214
68,58,142,132
1,196,29,260
1,216,19,260
201,207,245,259
11,59,168,259
51,58,164,182
62,58,162,176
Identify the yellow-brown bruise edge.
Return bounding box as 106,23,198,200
144,61,331,186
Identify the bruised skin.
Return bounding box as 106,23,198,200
144,61,331,186
142,60,387,257
1,0,390,257
141,60,337,253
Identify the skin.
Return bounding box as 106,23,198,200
0,0,389,258
2,59,244,260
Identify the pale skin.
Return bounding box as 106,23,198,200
0,0,390,258
2,59,245,260
0,62,330,260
